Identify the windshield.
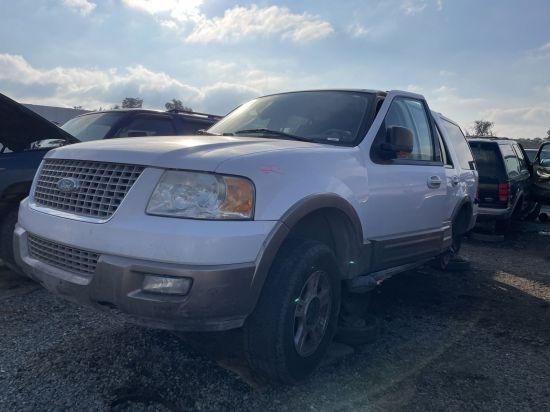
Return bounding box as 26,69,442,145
208,91,374,146
61,112,124,141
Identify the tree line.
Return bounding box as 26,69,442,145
97,97,193,112
465,120,550,148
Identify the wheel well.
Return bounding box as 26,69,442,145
286,208,360,278
454,202,473,234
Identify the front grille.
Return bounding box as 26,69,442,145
28,234,99,276
33,159,144,219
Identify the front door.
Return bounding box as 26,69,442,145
363,95,448,270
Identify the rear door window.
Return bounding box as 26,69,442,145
500,144,521,177
512,144,528,172
441,119,475,170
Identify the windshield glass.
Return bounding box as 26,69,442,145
208,91,374,145
61,112,124,141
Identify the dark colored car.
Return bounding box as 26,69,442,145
530,143,550,206
0,92,221,269
61,108,221,141
468,137,536,231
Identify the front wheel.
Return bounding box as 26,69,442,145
243,240,341,384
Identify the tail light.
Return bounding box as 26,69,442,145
498,183,510,203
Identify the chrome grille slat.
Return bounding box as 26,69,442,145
28,235,99,275
33,159,144,219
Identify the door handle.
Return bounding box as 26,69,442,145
451,175,460,186
427,175,442,188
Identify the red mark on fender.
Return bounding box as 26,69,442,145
260,165,284,175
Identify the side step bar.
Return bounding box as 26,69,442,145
346,259,431,293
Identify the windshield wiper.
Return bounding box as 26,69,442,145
233,128,312,142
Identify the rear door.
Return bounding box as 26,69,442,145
437,117,478,210
501,143,529,209
364,94,448,270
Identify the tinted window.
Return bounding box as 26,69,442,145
208,91,374,146
373,97,435,162
512,144,528,172
117,116,176,137
441,119,475,170
500,144,520,177
62,112,125,141
469,142,504,179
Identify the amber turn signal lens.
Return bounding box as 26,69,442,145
220,176,255,218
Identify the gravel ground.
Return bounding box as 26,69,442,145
1,220,550,411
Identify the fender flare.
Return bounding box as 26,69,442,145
451,196,475,233
246,194,363,312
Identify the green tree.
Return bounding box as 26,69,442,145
165,99,192,112
121,97,143,108
470,120,495,137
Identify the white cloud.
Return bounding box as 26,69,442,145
62,0,96,16
539,41,550,51
482,106,550,138
122,1,333,44
159,19,178,29
400,0,427,15
439,70,455,76
185,5,334,43
406,84,423,93
0,53,286,114
399,0,443,15
348,24,369,39
122,0,203,22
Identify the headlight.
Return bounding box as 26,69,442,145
536,168,550,179
146,170,255,219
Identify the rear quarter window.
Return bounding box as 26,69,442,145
441,119,475,170
500,144,521,177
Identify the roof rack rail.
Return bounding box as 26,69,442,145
165,109,222,120
466,136,513,141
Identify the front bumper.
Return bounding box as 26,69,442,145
14,224,257,331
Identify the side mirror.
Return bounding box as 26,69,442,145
29,139,66,150
378,126,414,160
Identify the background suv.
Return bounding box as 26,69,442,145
468,137,535,231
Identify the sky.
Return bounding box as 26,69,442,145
0,0,549,138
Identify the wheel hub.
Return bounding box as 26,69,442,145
293,270,332,357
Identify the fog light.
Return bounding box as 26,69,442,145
142,275,192,295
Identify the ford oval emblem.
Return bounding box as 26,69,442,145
57,177,80,193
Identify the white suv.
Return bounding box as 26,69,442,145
15,90,477,383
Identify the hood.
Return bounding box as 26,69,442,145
46,134,322,171
0,92,78,151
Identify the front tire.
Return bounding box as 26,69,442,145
243,240,341,384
